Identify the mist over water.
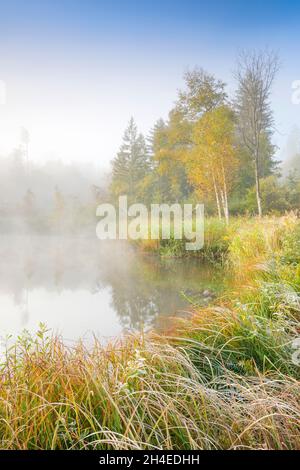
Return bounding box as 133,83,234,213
0,152,223,346
0,235,223,345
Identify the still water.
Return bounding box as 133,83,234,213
0,236,223,344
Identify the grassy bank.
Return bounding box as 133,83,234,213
133,217,234,260
0,215,300,449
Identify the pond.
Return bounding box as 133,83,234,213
0,236,224,345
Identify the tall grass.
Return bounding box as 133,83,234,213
135,217,230,260
0,214,300,450
0,328,299,450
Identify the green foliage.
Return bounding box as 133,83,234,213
232,132,279,209
286,170,300,208
111,118,151,203
245,176,289,214
281,221,300,265
151,111,192,203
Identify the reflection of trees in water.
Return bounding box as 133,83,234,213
95,256,207,330
111,286,160,330
90,258,164,330
110,285,188,331
0,237,222,331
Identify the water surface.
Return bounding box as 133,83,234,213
0,236,223,344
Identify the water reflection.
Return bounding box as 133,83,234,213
0,236,223,342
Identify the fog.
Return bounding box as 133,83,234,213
0,140,222,344
281,126,300,176
0,148,110,235
0,235,222,344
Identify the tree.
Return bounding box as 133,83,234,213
111,118,150,202
183,105,238,223
235,50,279,217
151,113,192,203
232,129,279,212
177,67,227,120
151,69,228,205
286,170,300,210
245,176,289,214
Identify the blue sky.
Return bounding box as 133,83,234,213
0,0,299,167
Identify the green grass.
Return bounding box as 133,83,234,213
0,214,300,450
134,217,230,260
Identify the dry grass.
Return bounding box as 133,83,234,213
0,331,299,450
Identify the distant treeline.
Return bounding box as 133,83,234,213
0,153,109,234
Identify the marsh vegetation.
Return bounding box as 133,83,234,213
0,215,300,449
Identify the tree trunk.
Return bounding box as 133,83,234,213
213,175,222,220
254,156,262,218
221,161,229,224
220,190,229,225
223,194,229,225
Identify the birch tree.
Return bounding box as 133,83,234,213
235,50,279,217
183,106,238,224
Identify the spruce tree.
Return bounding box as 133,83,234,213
111,118,150,202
